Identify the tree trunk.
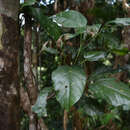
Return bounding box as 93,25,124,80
114,0,130,81
0,0,20,130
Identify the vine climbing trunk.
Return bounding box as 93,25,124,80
24,14,38,130
23,6,48,129
0,0,20,130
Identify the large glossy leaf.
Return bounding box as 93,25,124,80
89,78,130,110
52,66,86,111
32,88,51,117
84,51,106,61
52,10,87,28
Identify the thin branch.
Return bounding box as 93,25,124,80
63,110,68,130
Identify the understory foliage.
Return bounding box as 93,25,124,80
20,0,130,129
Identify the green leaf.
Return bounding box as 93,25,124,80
84,51,106,61
75,27,87,35
60,27,86,41
101,113,115,125
79,98,103,117
52,65,86,111
101,33,120,49
43,47,59,54
82,104,103,117
88,66,116,81
109,18,130,26
100,109,121,125
89,78,130,110
86,24,101,35
112,48,129,56
52,10,87,28
29,7,62,41
32,88,51,117
21,0,36,8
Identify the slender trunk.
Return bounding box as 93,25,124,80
0,0,20,130
114,0,130,81
63,110,68,130
24,14,38,130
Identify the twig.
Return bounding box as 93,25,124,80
63,110,68,130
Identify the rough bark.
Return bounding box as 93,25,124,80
0,0,20,130
114,0,130,81
24,15,38,106
24,14,38,130
122,0,130,56
63,110,68,130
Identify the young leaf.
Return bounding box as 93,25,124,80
52,65,86,111
52,10,87,28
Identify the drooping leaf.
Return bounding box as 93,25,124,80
88,66,117,81
84,51,106,61
21,0,36,8
40,41,59,54
108,18,130,26
52,10,87,28
29,7,62,41
43,47,59,54
32,88,51,117
89,78,130,110
52,65,86,111
59,27,86,41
